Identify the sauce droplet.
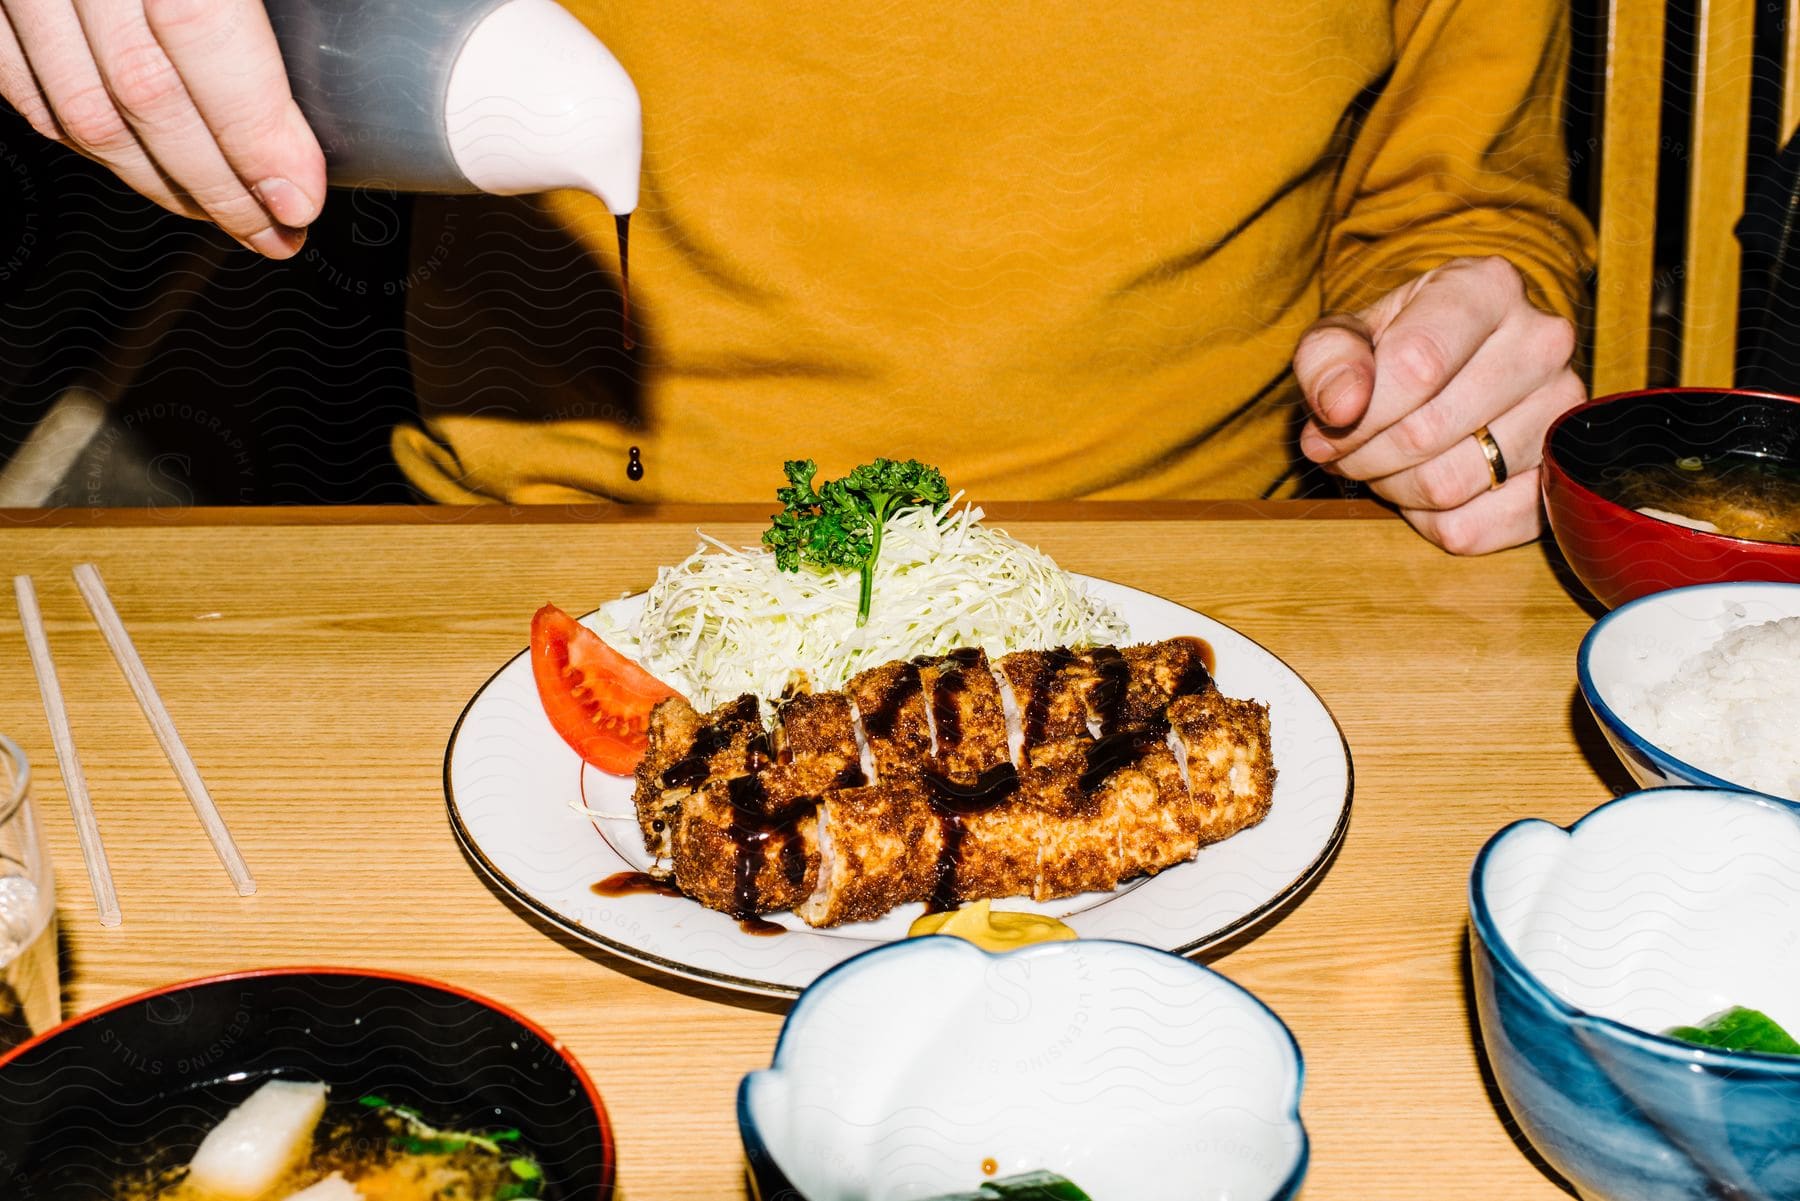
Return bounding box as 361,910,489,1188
615,211,634,350
981,1158,998,1177
627,445,644,482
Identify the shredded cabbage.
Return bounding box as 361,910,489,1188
595,501,1129,709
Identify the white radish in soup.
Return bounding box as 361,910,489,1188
186,1079,328,1200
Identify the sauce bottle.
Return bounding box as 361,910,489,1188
266,0,640,216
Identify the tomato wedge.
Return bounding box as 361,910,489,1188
530,603,681,774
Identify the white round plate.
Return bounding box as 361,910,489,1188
444,578,1352,997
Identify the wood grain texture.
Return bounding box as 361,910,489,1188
1681,0,1756,386
1594,0,1667,396
0,504,1618,1200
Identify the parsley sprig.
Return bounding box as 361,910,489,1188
762,458,950,625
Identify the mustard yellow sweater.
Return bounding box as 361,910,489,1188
394,0,1595,503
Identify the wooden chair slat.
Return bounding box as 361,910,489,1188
1680,0,1757,386
1593,0,1667,396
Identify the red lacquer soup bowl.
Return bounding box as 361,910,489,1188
1541,387,1800,609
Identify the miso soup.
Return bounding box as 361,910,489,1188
43,1078,547,1201
1602,452,1800,544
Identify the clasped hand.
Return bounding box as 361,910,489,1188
1292,255,1585,555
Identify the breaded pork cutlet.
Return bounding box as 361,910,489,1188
994,648,1100,758
634,695,702,855
668,775,821,918
795,781,944,927
626,637,1275,927
762,690,864,805
915,648,1010,779
1115,637,1213,727
1021,728,1199,900
633,693,764,859
1168,689,1276,844
847,659,931,781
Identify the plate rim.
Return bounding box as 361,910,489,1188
443,576,1354,997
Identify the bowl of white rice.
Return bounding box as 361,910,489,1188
1579,581,1800,801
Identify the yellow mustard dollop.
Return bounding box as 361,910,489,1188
907,899,1077,950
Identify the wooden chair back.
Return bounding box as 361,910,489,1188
1591,0,1772,396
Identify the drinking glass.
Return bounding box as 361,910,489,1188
0,734,57,1049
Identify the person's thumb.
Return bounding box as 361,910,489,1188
1292,313,1376,428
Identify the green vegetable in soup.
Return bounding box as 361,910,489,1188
920,1170,1094,1200
1663,1006,1800,1055
762,457,951,625
357,1094,545,1197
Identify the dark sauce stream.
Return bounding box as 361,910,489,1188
615,211,633,350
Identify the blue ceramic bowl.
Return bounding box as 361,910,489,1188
1577,580,1800,798
1470,788,1800,1201
738,936,1307,1201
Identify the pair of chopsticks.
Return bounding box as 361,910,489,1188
13,563,254,927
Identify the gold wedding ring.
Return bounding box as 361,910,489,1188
1473,425,1508,490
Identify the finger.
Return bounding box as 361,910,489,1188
1322,309,1577,482
73,0,301,256
0,8,63,140
1310,257,1520,462
1363,370,1583,511
1402,465,1545,556
144,0,324,227
7,0,203,218
1293,313,1376,429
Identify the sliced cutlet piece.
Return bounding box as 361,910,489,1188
918,648,1010,778
995,648,1101,761
1167,690,1276,845
919,766,1042,909
847,659,931,782
1079,723,1203,878
632,694,766,859
1020,738,1121,901
667,774,820,919
1024,727,1202,898
633,695,702,855
910,648,1035,907
770,689,866,796
1115,637,1215,727
795,780,942,927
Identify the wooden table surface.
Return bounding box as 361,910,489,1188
0,500,1622,1200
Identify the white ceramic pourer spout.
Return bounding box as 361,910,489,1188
268,0,641,214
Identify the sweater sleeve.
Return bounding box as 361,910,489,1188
1322,0,1598,325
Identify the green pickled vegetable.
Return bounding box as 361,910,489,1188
919,1170,1094,1200
1663,1006,1800,1055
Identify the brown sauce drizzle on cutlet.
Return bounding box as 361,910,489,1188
931,665,967,757
1020,647,1082,748
1087,645,1131,736
659,695,760,790
1080,716,1171,794
860,662,924,739
922,762,1022,912
724,772,818,927
913,648,1022,910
